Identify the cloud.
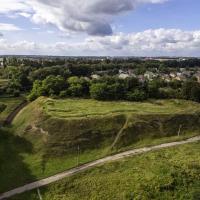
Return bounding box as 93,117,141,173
0,29,200,56
0,23,22,31
0,0,168,36
0,33,3,37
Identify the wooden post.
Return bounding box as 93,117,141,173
178,125,182,137
77,145,80,167
37,188,42,200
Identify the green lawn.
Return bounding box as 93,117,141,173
11,141,200,200
0,97,25,123
44,98,200,119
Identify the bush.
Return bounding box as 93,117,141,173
59,91,68,98
126,89,147,101
159,88,177,99
181,81,200,102
90,83,108,100
0,104,6,113
13,90,20,97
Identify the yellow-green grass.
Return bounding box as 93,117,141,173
44,98,200,119
11,141,200,200
0,97,25,123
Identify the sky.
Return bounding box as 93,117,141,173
0,0,200,56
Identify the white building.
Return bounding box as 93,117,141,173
0,58,4,67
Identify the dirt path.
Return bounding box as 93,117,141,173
4,100,28,125
111,115,130,149
0,135,200,200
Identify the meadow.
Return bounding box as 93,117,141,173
44,98,200,118
11,141,200,200
0,97,199,194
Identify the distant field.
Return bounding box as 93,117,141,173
11,141,200,200
0,97,25,123
45,98,200,119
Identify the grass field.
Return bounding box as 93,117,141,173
1,97,199,194
44,98,200,118
0,97,25,123
11,141,200,200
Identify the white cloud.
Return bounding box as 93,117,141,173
0,29,200,56
18,12,32,18
0,0,168,36
0,23,21,31
0,0,30,14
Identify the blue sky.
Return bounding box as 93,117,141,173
0,0,200,56
116,0,200,32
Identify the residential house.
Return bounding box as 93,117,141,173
119,73,130,79
144,71,157,81
0,58,4,67
91,74,100,80
194,73,200,83
169,72,177,79
175,74,187,81
161,74,171,82
138,75,145,83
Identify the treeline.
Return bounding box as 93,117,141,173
28,75,200,103
1,58,200,101
5,57,200,69
1,58,200,97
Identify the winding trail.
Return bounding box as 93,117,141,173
4,100,28,125
0,135,200,200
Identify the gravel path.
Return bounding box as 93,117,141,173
0,135,200,200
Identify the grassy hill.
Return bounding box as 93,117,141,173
13,97,200,157
1,97,199,193
11,141,200,200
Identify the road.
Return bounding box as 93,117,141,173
0,135,200,200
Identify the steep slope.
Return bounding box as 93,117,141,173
12,97,200,158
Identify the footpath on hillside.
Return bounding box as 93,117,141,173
0,135,200,200
3,100,28,125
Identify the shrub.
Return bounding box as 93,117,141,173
59,91,68,98
0,104,6,113
90,83,108,100
126,89,147,101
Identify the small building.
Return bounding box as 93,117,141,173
0,58,4,67
169,72,177,78
91,74,100,80
119,73,130,79
138,75,145,83
161,74,171,82
175,74,187,81
144,71,157,81
194,73,200,83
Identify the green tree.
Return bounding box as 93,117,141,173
42,75,66,96
0,104,6,113
126,89,147,101
90,83,108,100
181,81,200,102
67,76,90,97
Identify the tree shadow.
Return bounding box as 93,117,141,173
0,128,36,193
